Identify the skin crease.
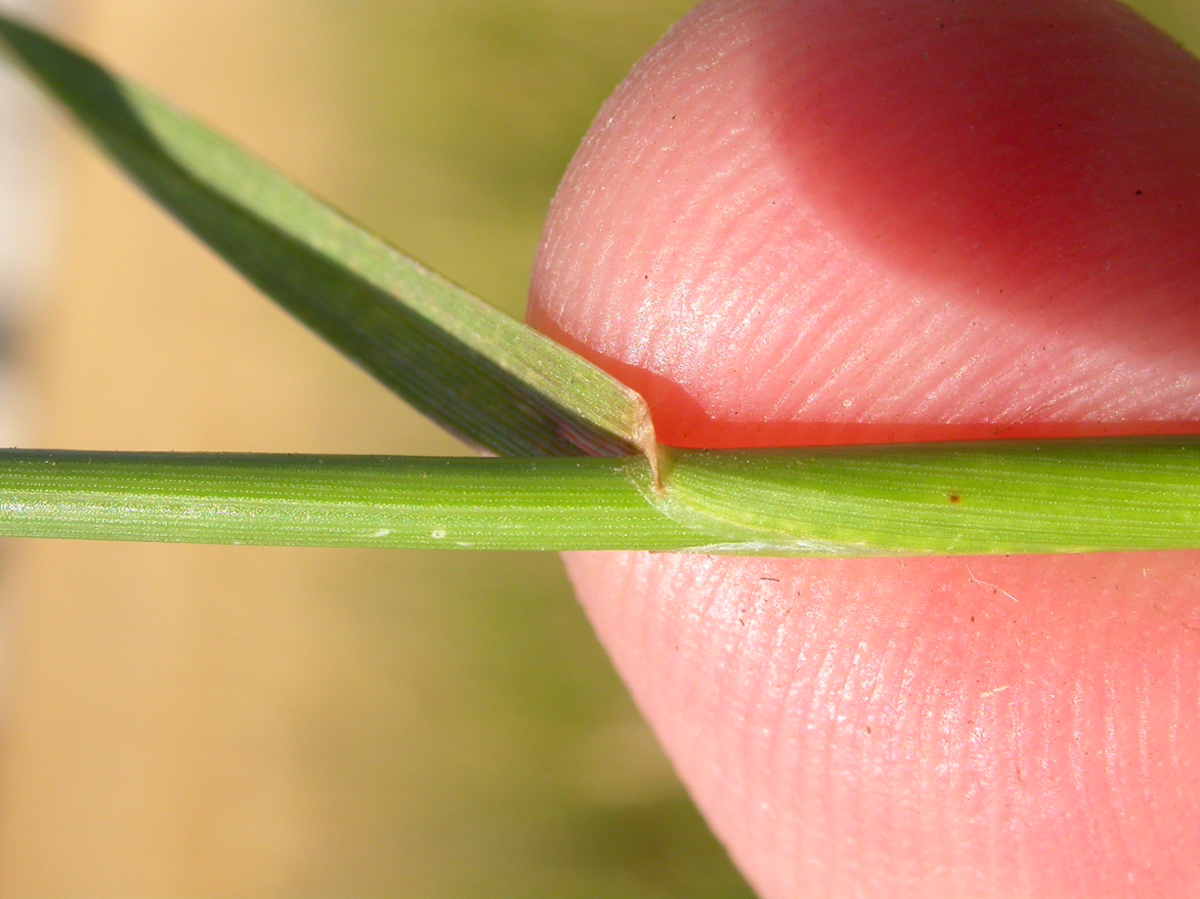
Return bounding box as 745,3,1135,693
527,2,1200,898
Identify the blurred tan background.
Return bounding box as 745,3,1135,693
0,1,1197,897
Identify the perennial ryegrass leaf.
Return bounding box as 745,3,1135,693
2,12,1200,559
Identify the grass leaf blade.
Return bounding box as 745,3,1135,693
0,14,655,459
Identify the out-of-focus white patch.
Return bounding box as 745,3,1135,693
0,0,60,447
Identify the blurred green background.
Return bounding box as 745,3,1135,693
0,1,1197,897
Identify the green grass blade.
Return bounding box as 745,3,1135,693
0,14,654,459
660,437,1200,556
0,450,696,550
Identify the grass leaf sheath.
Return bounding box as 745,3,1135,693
0,451,695,551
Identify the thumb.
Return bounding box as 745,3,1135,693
530,2,1200,898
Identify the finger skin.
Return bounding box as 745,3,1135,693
529,2,1200,898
